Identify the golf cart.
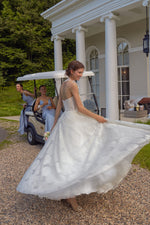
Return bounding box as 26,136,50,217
17,70,99,145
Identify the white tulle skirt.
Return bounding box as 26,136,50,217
17,111,150,200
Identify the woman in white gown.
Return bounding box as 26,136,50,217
17,60,150,211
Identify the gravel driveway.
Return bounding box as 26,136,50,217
0,119,150,225
0,126,7,142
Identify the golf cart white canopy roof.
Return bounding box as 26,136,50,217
17,70,94,81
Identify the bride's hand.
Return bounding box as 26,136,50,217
96,115,107,123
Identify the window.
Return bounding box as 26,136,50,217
117,42,130,110
89,49,100,107
117,42,129,66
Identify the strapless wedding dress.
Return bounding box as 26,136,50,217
17,96,150,200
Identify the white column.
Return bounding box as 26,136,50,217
100,13,119,121
143,0,150,96
52,35,64,94
72,26,88,99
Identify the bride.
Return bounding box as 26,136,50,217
17,60,150,212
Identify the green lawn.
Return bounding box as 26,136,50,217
132,143,150,170
0,86,24,116
133,120,150,170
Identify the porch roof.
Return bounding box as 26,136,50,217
41,0,146,39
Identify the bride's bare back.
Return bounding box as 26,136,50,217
59,78,107,124
60,79,76,101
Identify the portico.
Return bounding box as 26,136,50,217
41,0,150,121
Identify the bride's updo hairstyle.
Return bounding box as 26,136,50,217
66,60,85,77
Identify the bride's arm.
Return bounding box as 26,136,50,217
71,82,107,123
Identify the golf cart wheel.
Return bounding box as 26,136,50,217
27,127,36,145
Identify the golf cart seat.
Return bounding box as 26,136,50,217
24,101,36,117
25,111,34,116
83,99,97,113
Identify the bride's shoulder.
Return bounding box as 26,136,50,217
62,79,77,87
68,79,77,87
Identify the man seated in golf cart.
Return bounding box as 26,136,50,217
34,85,56,132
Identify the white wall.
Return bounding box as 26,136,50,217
117,19,145,48
130,51,147,98
86,32,105,54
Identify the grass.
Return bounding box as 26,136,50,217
0,85,24,116
0,139,13,150
136,120,150,125
132,120,150,170
0,118,21,150
132,143,150,170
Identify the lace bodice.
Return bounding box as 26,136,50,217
61,78,78,112
63,96,77,111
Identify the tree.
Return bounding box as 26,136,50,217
0,0,59,83
0,0,76,85
0,70,6,89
